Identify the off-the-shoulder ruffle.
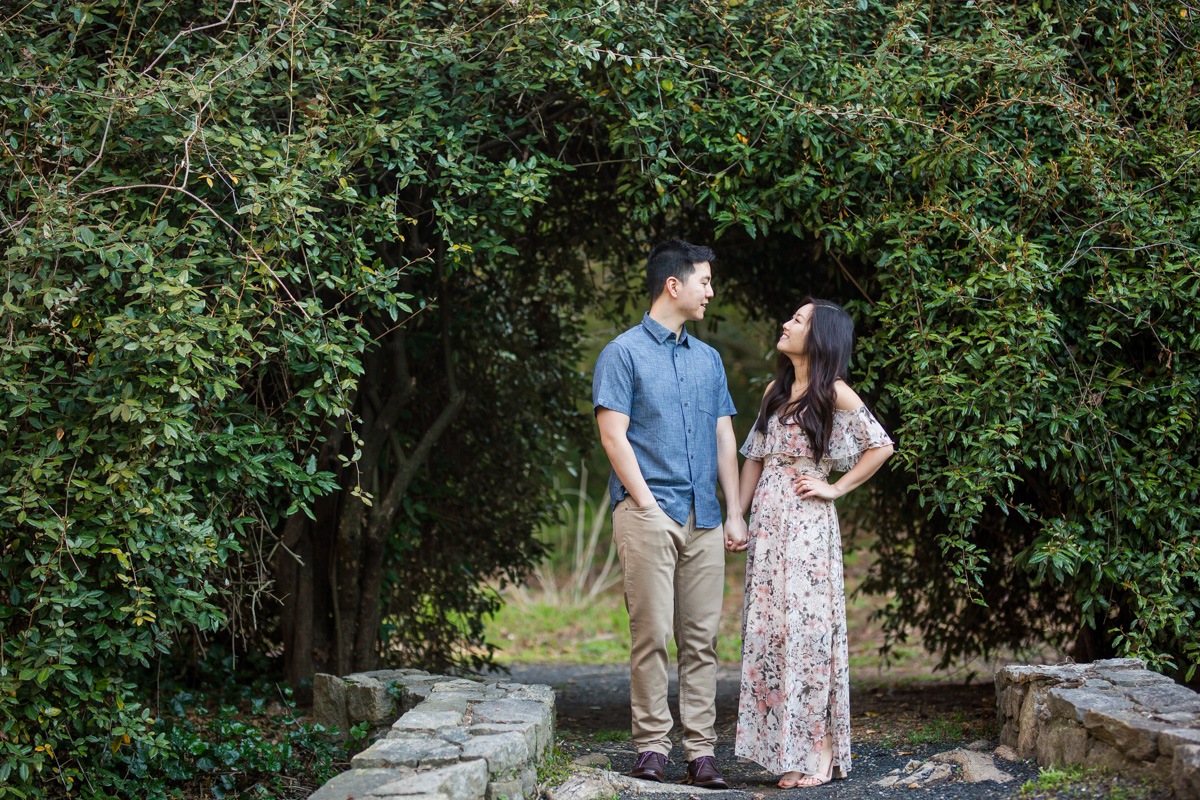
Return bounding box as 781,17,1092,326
740,405,893,472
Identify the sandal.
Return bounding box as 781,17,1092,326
792,734,834,788
777,772,802,789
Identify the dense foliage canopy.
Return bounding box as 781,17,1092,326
2,0,1198,795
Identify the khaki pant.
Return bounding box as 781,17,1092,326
612,497,724,759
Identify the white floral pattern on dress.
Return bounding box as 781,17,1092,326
735,405,893,777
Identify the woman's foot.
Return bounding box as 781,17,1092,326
791,734,834,788
777,772,802,788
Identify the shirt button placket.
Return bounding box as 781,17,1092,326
678,346,695,482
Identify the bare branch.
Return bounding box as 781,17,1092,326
142,0,249,76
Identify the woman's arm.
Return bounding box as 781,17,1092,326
738,457,763,519
798,444,893,501
798,379,894,500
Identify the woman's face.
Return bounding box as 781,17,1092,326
777,304,813,356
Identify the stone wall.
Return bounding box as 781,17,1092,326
996,657,1200,799
308,669,555,800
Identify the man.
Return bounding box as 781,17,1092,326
592,239,748,788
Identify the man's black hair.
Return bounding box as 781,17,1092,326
646,239,715,303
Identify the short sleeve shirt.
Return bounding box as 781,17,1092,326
592,312,738,528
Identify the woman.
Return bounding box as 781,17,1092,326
734,299,893,788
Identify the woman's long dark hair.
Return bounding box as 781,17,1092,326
753,298,855,462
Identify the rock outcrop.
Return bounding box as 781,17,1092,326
996,658,1200,799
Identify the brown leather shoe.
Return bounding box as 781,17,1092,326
628,751,667,782
684,755,729,789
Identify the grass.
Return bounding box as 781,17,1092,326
1021,764,1091,794
536,743,575,785
1019,764,1165,800
487,592,746,664
869,709,998,749
904,718,969,746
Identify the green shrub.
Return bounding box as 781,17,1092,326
0,0,387,791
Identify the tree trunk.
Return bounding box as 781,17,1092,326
277,243,465,681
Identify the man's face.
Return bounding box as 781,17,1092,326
671,261,714,322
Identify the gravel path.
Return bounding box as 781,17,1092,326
484,663,1043,800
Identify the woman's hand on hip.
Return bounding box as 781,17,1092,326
795,476,842,501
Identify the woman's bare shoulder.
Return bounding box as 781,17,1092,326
833,379,864,411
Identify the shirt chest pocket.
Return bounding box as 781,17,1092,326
688,361,718,419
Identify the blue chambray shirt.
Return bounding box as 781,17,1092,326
592,312,738,529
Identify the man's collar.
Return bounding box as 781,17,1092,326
641,311,690,346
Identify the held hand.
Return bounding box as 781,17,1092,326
796,476,843,501
724,515,750,553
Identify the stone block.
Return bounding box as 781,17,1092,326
399,682,440,708
1083,709,1172,761
504,685,555,707
313,673,350,736
1003,663,1090,685
1093,657,1145,671
352,738,462,770
1000,684,1026,720
461,732,530,777
358,668,429,680
1155,711,1200,726
518,766,537,796
1096,668,1174,687
393,674,446,687
1036,718,1088,766
1017,684,1050,757
485,778,524,800
1047,687,1133,724
371,759,489,800
437,728,472,745
394,709,465,733
486,767,538,800
472,700,552,729
310,768,412,800
420,696,472,714
346,676,397,726
472,701,553,759
1127,682,1200,714
1174,744,1200,800
1083,739,1134,774
433,678,485,692
467,722,542,761
1150,753,1174,783
1161,728,1200,758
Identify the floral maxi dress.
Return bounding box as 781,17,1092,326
734,406,893,777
